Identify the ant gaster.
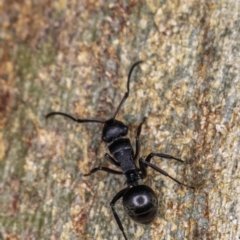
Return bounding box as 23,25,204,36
46,61,194,240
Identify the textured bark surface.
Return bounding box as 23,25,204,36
1,1,240,240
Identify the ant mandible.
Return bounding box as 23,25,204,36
46,61,194,240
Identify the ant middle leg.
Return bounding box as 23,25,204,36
145,152,184,164
105,153,120,167
139,156,194,189
83,166,123,176
84,154,122,176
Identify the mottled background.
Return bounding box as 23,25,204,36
0,0,240,240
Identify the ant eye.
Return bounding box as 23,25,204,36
102,135,111,143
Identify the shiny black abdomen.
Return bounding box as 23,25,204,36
122,185,158,224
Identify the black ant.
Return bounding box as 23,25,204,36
46,61,194,240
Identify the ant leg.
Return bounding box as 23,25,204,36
145,152,184,164
113,61,143,119
110,187,129,240
105,153,120,167
139,157,147,178
46,112,105,124
139,157,194,189
134,117,146,161
84,154,122,176
83,166,123,176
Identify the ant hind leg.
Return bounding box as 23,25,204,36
110,187,129,240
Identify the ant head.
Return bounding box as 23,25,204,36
122,185,158,224
102,118,128,143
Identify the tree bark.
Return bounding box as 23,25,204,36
1,1,239,240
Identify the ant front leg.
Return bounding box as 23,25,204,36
134,117,146,161
110,187,129,240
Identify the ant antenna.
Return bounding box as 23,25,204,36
46,61,143,124
112,61,143,119
45,112,105,124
